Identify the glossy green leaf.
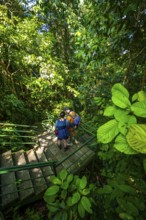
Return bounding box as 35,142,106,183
78,201,85,218
79,176,87,189
44,185,59,196
127,115,137,127
114,109,130,122
132,91,146,102
72,192,80,205
103,105,117,116
48,202,60,213
61,190,67,199
61,181,69,190
132,93,138,102
111,84,131,109
126,124,146,153
81,196,92,214
112,83,129,98
118,122,127,135
43,194,56,204
114,134,138,155
67,197,73,206
131,100,146,118
97,119,119,143
59,169,68,181
51,176,62,185
80,188,90,196
67,174,73,184
112,93,131,109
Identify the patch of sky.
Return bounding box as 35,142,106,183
122,15,126,20
19,0,36,10
40,24,50,32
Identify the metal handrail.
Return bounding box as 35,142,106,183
0,160,57,175
0,119,97,212
0,123,37,128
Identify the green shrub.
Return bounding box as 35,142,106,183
44,169,95,220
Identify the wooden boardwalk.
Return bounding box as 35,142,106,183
0,127,96,210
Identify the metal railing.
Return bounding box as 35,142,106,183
0,119,97,214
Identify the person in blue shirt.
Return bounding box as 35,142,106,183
55,111,70,151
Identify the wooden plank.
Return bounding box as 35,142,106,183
35,147,53,183
0,150,19,207
43,146,64,173
13,151,34,200
25,150,47,194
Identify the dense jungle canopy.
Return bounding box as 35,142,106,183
1,0,146,219
1,0,146,125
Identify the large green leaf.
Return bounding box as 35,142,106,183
97,119,119,143
59,169,68,181
114,134,138,155
103,105,117,117
81,196,92,214
126,124,146,153
132,93,138,102
72,192,80,205
131,100,146,118
118,122,127,135
78,201,85,218
51,176,62,185
80,189,90,196
112,93,131,109
114,109,130,122
61,181,69,190
61,190,67,199
132,91,146,102
112,83,131,109
112,83,129,98
67,174,73,184
79,176,87,189
44,185,60,197
127,115,137,128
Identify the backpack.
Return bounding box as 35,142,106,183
69,112,81,127
73,115,81,126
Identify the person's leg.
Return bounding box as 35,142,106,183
57,139,61,149
70,127,76,143
64,138,69,151
69,128,73,143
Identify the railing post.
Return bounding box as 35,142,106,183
52,162,57,176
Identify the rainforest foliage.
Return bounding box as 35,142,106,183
1,0,146,219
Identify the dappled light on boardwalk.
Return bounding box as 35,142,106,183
0,125,96,210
